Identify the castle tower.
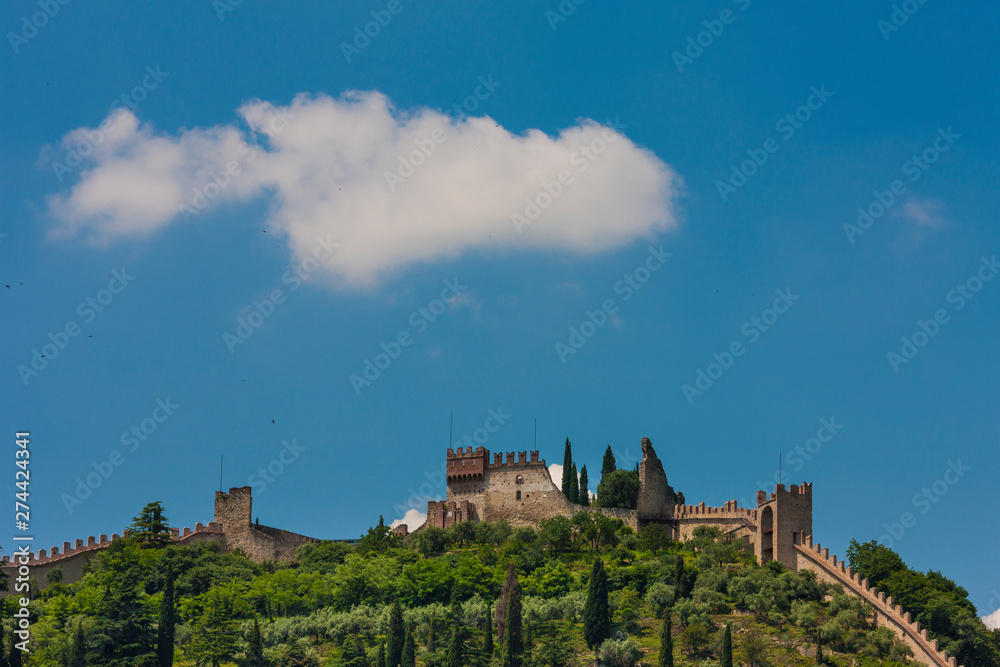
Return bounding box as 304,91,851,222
755,482,813,569
215,486,252,534
637,437,677,523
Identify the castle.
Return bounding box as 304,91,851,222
0,437,963,667
419,437,812,570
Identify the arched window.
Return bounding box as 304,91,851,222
516,475,524,485
516,491,521,501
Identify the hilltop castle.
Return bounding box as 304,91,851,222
1,436,962,667
420,437,813,570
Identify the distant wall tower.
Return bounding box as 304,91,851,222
756,483,813,569
215,486,252,533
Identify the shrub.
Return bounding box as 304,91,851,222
598,636,642,667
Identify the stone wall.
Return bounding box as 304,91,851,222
214,486,317,561
794,537,961,667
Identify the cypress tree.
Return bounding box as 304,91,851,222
583,557,610,654
673,555,686,600
561,438,573,497
401,625,416,667
499,574,522,667
0,623,8,667
377,642,386,667
447,589,464,667
495,563,517,643
721,624,733,667
427,612,437,652
579,466,590,506
483,603,494,659
386,599,405,667
156,568,176,667
246,618,265,667
568,463,580,503
8,639,20,667
601,446,616,478
659,612,673,667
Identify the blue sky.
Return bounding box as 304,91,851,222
2,0,998,618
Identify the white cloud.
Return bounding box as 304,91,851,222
894,198,948,229
548,463,594,499
390,508,426,532
45,91,681,288
983,607,1000,630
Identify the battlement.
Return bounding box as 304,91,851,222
757,481,812,505
490,450,543,467
1,522,224,566
447,446,488,459
670,500,758,522
796,537,961,667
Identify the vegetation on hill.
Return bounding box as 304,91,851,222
6,503,998,666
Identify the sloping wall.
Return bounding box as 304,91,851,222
793,537,962,667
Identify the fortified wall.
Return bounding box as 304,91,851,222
1,486,317,592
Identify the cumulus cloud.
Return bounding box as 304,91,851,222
984,608,1000,630
45,91,681,287
390,508,426,532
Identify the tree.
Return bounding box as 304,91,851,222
568,463,579,503
246,618,265,667
357,515,401,555
188,586,240,666
45,567,63,585
601,446,617,479
738,629,768,667
596,469,639,509
561,438,573,497
680,623,709,656
401,625,416,667
378,643,386,667
583,557,610,653
721,624,733,667
483,604,494,660
500,576,523,667
386,599,405,667
156,567,176,667
128,501,171,548
846,539,906,589
496,563,523,667
579,466,590,506
340,635,367,667
447,588,465,667
659,612,674,667
0,623,8,667
8,642,20,667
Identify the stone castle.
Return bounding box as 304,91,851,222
0,436,962,667
420,437,812,570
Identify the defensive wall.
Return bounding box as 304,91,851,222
794,536,963,667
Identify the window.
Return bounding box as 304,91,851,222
462,460,466,467
516,475,524,485
516,491,521,501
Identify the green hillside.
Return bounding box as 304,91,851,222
12,504,1000,666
